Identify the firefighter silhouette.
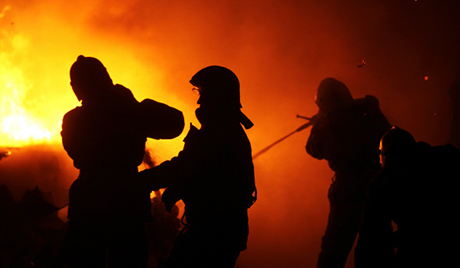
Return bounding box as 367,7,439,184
355,126,460,268
139,66,257,268
60,55,184,268
306,78,391,268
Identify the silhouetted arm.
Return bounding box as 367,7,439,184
61,108,103,169
139,99,185,139
112,84,185,140
305,115,335,160
138,125,200,211
139,125,199,191
139,156,183,191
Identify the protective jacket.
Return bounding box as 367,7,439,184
61,84,184,221
306,95,391,268
307,95,391,176
142,121,256,252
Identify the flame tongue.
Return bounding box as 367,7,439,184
0,65,52,146
0,4,183,150
1,27,53,147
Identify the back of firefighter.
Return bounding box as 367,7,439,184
306,78,391,268
60,55,184,268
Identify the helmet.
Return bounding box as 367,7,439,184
190,66,253,129
190,65,241,109
379,126,416,166
70,55,113,101
315,78,353,113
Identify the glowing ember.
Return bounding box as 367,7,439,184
424,76,429,81
357,59,366,68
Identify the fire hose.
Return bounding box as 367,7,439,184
252,115,315,159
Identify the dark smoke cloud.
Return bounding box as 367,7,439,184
2,0,460,267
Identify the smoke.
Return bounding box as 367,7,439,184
0,145,76,206
1,0,460,267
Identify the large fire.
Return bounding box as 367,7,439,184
0,4,71,147
0,2,189,220
1,1,458,267
0,3,188,153
1,31,53,146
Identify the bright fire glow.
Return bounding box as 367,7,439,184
0,3,188,154
1,21,54,146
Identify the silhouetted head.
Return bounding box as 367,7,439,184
315,78,353,114
379,126,416,167
70,55,113,102
190,65,241,109
190,66,253,129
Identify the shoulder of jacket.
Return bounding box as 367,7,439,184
63,106,82,119
113,84,138,103
364,95,380,107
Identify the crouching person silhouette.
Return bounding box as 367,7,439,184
139,66,257,268
60,55,184,268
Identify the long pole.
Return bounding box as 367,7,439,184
252,115,315,159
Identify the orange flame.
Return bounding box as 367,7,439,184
1,19,55,146
0,4,188,153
